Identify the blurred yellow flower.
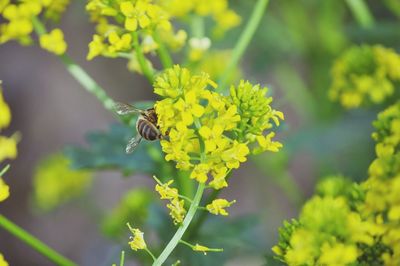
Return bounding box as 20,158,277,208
39,28,67,55
206,199,235,216
0,177,10,202
0,89,11,130
0,253,8,266
0,136,17,162
33,153,93,211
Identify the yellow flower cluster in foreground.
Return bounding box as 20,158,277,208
273,101,400,266
0,0,69,53
154,66,283,190
329,45,400,109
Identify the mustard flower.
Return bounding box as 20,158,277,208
107,31,132,53
0,136,17,162
329,45,400,109
155,66,283,190
206,199,235,216
0,89,11,130
0,177,9,202
33,153,93,211
0,253,8,266
44,0,70,22
155,179,178,200
167,198,186,225
127,223,147,251
39,28,67,55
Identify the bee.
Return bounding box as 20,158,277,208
114,102,163,153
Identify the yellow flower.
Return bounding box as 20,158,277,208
127,223,147,251
0,89,11,129
107,31,132,53
318,242,358,266
206,199,235,216
33,153,92,211
39,28,67,55
167,198,186,224
0,135,17,162
155,179,178,200
120,1,151,31
221,141,249,169
0,253,8,266
254,132,283,154
0,177,10,202
87,34,106,60
190,163,210,183
192,243,223,255
209,166,228,190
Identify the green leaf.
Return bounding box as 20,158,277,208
65,123,165,176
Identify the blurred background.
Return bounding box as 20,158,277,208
1,0,399,265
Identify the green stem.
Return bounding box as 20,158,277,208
152,182,206,266
119,250,125,266
0,165,10,177
218,0,270,90
133,32,155,84
145,248,156,261
191,16,205,38
345,0,375,28
153,32,173,69
32,17,115,112
0,215,77,266
59,54,115,112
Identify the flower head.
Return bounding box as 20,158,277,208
0,177,10,202
329,45,400,109
167,198,186,225
206,199,235,216
39,28,67,55
127,223,147,251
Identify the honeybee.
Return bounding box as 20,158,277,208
115,102,163,153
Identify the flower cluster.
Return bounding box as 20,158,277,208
0,0,69,53
154,177,186,224
127,223,147,251
273,102,400,266
86,0,183,60
0,85,17,164
159,0,241,37
329,45,400,109
154,66,283,190
33,153,93,211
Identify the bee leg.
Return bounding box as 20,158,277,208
126,135,142,154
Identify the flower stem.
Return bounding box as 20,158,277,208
345,0,375,28
153,32,173,69
0,214,77,266
218,0,270,90
0,164,10,177
152,182,206,266
119,250,125,266
59,54,116,112
133,32,155,84
32,16,116,113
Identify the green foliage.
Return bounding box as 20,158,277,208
65,123,174,177
102,189,155,239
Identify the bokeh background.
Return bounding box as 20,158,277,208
1,0,399,265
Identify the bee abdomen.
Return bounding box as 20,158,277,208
137,118,160,141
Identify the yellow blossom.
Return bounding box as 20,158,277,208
318,242,358,266
0,136,17,162
107,31,132,53
167,198,186,224
39,28,67,55
87,34,106,60
120,1,150,32
0,253,8,266
0,89,11,129
127,223,147,251
0,177,9,202
155,179,178,200
206,199,235,216
254,132,283,154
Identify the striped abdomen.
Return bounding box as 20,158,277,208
136,116,161,141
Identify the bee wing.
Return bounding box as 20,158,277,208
114,102,144,115
126,135,142,154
